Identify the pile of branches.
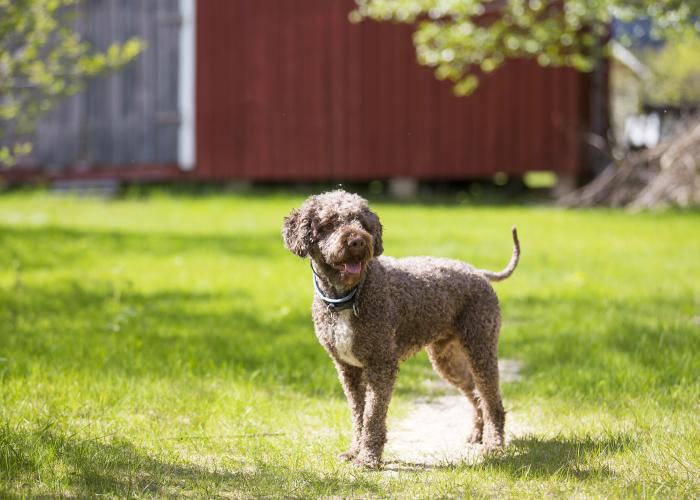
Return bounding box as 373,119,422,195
560,121,700,209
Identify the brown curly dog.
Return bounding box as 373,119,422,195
282,190,520,469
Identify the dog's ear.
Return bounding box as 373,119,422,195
364,209,383,257
282,208,311,257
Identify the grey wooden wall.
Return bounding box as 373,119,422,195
26,0,181,168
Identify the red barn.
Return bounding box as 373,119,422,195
7,0,607,183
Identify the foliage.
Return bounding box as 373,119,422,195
0,0,143,165
0,190,699,497
352,0,700,96
642,27,700,107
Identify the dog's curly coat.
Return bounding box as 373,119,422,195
282,190,520,468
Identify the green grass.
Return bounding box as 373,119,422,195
1,190,699,498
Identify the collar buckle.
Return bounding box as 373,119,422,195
310,259,360,315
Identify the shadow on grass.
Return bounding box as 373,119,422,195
503,294,700,398
0,425,380,497
385,433,633,481
3,223,697,402
4,278,698,400
477,433,633,479
1,272,436,397
1,283,340,396
0,225,283,271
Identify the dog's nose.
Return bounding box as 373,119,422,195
348,236,365,249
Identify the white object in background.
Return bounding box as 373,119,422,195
625,113,660,149
178,0,196,170
643,113,660,148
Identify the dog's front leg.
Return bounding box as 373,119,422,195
354,363,397,469
333,361,366,462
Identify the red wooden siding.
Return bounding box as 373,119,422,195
196,0,592,181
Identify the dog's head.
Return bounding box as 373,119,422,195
282,190,383,287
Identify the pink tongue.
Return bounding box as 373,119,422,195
343,262,362,274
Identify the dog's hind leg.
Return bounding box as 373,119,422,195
333,361,366,461
427,338,484,444
458,300,505,450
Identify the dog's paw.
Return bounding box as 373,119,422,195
338,450,357,462
481,440,505,454
352,454,381,470
467,428,483,445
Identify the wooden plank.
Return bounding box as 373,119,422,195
344,8,366,178
155,0,179,163
195,0,213,176
106,0,120,163
82,0,101,164
327,0,346,177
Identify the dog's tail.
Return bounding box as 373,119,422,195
479,226,520,282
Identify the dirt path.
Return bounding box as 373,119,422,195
384,359,527,468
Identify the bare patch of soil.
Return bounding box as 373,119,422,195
385,359,528,468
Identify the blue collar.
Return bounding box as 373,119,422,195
310,260,359,313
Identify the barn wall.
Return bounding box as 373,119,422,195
196,0,592,181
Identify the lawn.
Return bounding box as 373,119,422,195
1,189,699,498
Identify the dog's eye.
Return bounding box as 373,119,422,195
356,217,369,232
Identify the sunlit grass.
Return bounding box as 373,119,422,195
1,190,699,497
